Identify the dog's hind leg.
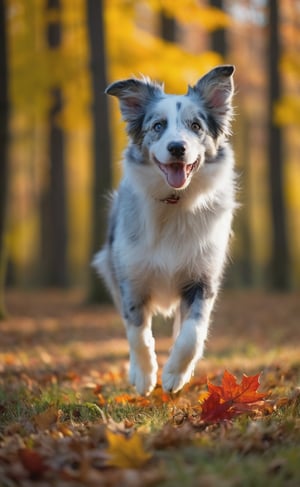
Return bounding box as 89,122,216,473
162,281,216,393
120,281,158,396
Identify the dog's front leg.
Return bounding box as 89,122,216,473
120,282,158,396
162,282,216,393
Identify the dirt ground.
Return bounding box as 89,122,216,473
2,289,300,382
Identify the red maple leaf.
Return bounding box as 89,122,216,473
200,391,237,422
200,370,268,423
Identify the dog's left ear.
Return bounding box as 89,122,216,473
188,65,235,137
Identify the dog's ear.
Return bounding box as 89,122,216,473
105,78,163,141
105,78,163,126
188,65,235,137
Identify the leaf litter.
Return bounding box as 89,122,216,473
0,290,300,486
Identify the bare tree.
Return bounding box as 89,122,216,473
210,1,255,287
0,0,9,318
267,0,290,288
160,10,176,42
87,0,113,302
41,0,68,286
210,0,227,57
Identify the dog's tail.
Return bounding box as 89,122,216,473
91,249,106,277
91,249,121,310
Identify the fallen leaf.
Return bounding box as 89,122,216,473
106,429,152,469
4,353,17,365
200,391,237,423
33,405,60,430
207,370,268,404
57,423,74,437
113,393,151,407
200,370,268,423
114,393,136,405
19,448,48,478
151,386,172,404
152,422,193,449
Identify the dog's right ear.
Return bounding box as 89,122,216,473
188,65,235,138
105,78,164,126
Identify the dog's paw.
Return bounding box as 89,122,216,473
162,363,194,393
129,357,158,396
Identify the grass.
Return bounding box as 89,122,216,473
0,290,300,486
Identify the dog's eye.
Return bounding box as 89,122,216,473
191,121,202,132
153,122,163,133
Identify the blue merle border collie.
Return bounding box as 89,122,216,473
93,65,236,395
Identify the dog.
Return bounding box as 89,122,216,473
93,65,236,396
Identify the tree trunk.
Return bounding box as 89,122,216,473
160,11,176,42
87,0,113,302
0,0,9,318
210,0,227,57
267,0,290,289
41,0,68,287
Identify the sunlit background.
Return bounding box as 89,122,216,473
2,0,300,297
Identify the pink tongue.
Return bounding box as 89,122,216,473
166,164,187,188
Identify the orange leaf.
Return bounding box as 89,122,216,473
114,393,134,404
4,353,17,365
113,393,151,407
201,370,267,423
151,386,172,404
208,370,267,404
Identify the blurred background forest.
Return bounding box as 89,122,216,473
1,0,300,313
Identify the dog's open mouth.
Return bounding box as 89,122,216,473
155,159,199,189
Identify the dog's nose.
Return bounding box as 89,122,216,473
167,141,186,158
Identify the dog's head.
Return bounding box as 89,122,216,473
106,65,235,190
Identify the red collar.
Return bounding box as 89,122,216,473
159,194,180,205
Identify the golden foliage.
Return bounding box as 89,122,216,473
7,0,225,126
106,430,152,469
149,0,230,31
106,1,224,92
6,0,300,284
280,52,300,78
274,96,300,126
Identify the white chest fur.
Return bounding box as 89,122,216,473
116,193,232,285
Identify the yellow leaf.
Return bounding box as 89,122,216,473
57,423,74,437
106,430,152,469
33,406,59,430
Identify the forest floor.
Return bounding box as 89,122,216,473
0,290,300,486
